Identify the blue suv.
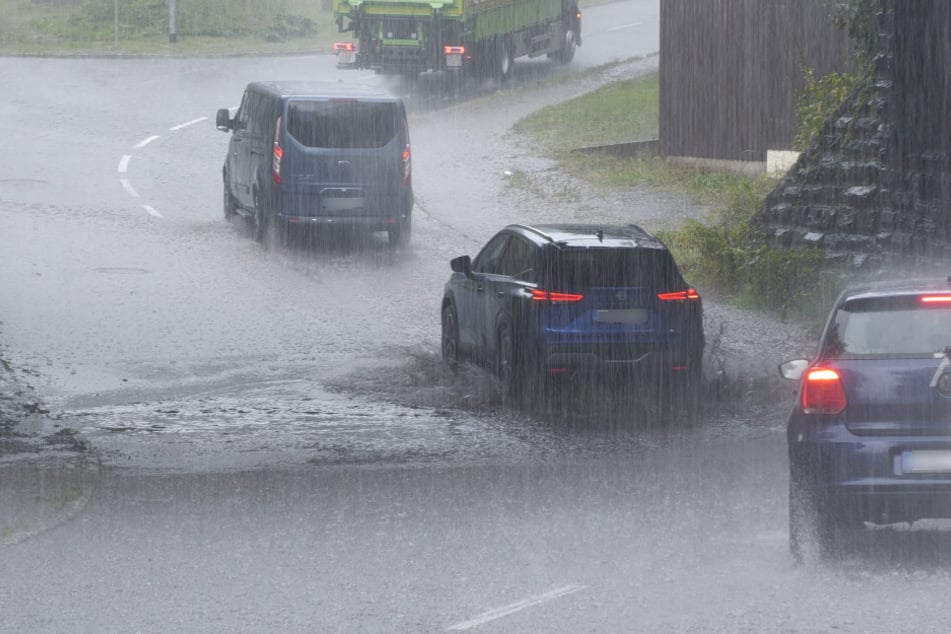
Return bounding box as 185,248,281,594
440,224,704,398
782,278,951,561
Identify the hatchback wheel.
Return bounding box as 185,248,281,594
789,475,861,563
441,304,460,373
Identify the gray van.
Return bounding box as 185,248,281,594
216,81,413,247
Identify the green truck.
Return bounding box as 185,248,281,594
332,0,581,80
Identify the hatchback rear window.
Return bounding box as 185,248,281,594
824,296,951,358
286,100,399,149
544,248,685,290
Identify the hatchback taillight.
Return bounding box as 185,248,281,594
801,367,847,415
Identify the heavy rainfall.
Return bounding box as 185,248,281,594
2,0,951,631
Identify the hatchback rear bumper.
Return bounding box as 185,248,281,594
789,417,951,524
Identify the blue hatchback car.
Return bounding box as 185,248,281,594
440,224,704,398
782,278,951,560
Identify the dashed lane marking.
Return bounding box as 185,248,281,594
446,584,587,631
169,117,206,131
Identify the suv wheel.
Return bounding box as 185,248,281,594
441,304,460,373
497,322,520,401
223,182,237,220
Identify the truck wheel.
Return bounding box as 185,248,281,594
557,28,577,64
496,38,514,83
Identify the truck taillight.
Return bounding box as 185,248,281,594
272,115,283,185
801,367,847,415
657,288,701,302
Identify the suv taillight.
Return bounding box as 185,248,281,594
530,289,584,303
658,288,701,301
272,115,283,185
801,367,847,415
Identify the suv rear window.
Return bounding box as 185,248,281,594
824,296,951,358
286,100,399,149
544,248,685,290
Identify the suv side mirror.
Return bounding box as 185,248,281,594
216,108,233,132
450,255,472,276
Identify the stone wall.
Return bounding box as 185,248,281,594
759,0,951,269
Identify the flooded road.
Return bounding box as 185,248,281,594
5,1,951,631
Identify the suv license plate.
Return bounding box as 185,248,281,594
595,309,647,325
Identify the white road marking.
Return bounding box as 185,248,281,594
135,135,160,149
446,584,587,631
120,179,139,198
170,117,206,131
608,22,642,32
117,155,131,174
142,205,162,218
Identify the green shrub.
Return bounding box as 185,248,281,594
792,67,859,152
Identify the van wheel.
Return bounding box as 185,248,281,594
252,192,266,244
387,217,411,248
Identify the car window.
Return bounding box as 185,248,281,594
286,100,399,148
542,247,685,290
472,233,511,275
824,298,951,358
235,90,251,131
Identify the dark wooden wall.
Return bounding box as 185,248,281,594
659,0,851,162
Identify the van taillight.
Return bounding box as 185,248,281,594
402,143,411,185
801,367,847,415
530,289,584,303
658,288,701,302
272,115,283,185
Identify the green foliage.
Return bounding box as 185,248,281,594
792,67,859,152
0,0,329,51
834,0,879,65
514,74,659,151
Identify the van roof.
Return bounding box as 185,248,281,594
246,80,400,101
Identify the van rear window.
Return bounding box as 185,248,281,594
286,101,399,149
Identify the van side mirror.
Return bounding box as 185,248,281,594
450,255,472,276
216,108,233,132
